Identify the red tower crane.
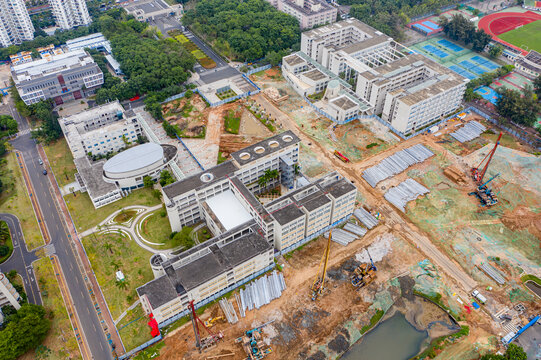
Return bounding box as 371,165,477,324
189,300,223,351
471,132,502,184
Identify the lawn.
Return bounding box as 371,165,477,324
43,138,77,188
82,231,154,319
0,221,14,264
113,209,138,224
0,153,44,250
65,188,161,232
139,210,172,245
217,89,237,100
29,258,81,360
117,303,154,351
224,110,241,134
499,20,541,53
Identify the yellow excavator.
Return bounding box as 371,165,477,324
204,316,224,328
310,231,332,301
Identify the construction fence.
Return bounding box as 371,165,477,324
243,64,272,75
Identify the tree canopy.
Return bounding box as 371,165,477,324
183,0,300,61
0,304,51,360
480,344,527,360
496,86,540,127
534,75,541,98
440,15,492,52
0,116,18,139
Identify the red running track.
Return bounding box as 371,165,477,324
477,11,541,55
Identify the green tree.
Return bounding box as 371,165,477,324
159,170,175,186
464,87,482,102
480,344,527,360
0,303,51,360
0,245,9,257
496,87,541,126
489,45,503,58
172,226,194,249
533,75,541,98
143,176,154,188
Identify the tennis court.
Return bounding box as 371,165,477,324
410,36,500,80
408,8,477,36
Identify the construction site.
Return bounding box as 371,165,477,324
136,67,541,360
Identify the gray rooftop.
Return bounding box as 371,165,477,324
231,130,300,167
281,0,335,16
136,230,271,309
283,54,307,67
162,161,238,199
74,157,118,198
318,177,356,199
271,203,305,226
302,68,328,81
330,95,357,110
303,18,379,40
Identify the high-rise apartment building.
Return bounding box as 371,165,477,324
49,0,92,30
0,0,35,47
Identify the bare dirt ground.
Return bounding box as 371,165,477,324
163,94,209,137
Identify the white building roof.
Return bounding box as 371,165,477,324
103,143,163,174
65,32,112,54
205,190,253,231
11,49,94,81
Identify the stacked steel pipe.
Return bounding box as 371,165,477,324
449,121,486,143
384,178,430,212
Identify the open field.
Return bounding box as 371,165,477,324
0,152,44,250
139,210,178,249
82,231,153,319
25,258,81,360
65,187,161,232
498,20,541,52
117,304,154,351
43,138,77,188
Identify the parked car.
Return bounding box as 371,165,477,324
38,158,43,165
42,170,47,175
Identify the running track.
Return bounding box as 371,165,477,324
477,11,541,55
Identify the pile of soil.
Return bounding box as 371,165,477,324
501,205,541,240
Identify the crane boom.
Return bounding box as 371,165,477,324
472,132,502,183
311,230,332,301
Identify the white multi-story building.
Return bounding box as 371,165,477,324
0,0,35,48
49,0,91,30
138,131,357,325
284,19,468,134
59,101,143,158
11,49,104,105
275,0,337,30
0,273,21,310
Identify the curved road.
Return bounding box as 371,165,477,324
0,213,41,305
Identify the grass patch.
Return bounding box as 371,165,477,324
117,304,154,352
366,142,378,149
113,210,138,224
65,188,161,232
521,274,541,286
361,309,384,334
0,221,14,264
217,89,237,100
0,153,44,250
217,151,227,164
499,20,541,53
42,138,77,188
224,110,241,134
195,225,212,243
132,341,165,360
81,231,153,319
410,326,470,360
139,210,175,248
33,257,81,359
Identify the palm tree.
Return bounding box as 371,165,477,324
110,260,121,270
115,280,127,290
103,242,113,255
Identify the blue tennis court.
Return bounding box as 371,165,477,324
459,60,488,75
475,86,500,105
423,45,449,58
413,23,432,34
437,39,464,52
449,65,477,80
471,56,499,71
422,20,441,30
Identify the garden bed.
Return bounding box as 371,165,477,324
170,32,216,69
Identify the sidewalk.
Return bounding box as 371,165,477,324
37,145,126,356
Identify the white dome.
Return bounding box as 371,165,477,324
103,143,163,175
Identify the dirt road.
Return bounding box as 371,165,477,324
259,95,478,294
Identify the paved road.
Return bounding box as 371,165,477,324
184,29,227,68
3,102,113,359
0,213,41,305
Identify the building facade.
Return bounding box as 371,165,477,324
284,19,468,134
514,50,541,79
11,49,104,105
49,0,92,30
276,0,337,30
0,0,35,47
138,131,357,325
0,273,21,310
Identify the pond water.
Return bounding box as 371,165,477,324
341,312,429,360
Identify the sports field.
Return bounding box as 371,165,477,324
498,20,541,53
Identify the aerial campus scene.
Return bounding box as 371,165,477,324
0,0,540,359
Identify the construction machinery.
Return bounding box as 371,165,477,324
334,150,350,163
469,173,500,207
189,300,224,352
351,249,377,289
236,322,274,360
471,132,502,184
204,316,225,328
310,231,332,301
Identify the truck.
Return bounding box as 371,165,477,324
472,290,487,304
334,150,350,163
